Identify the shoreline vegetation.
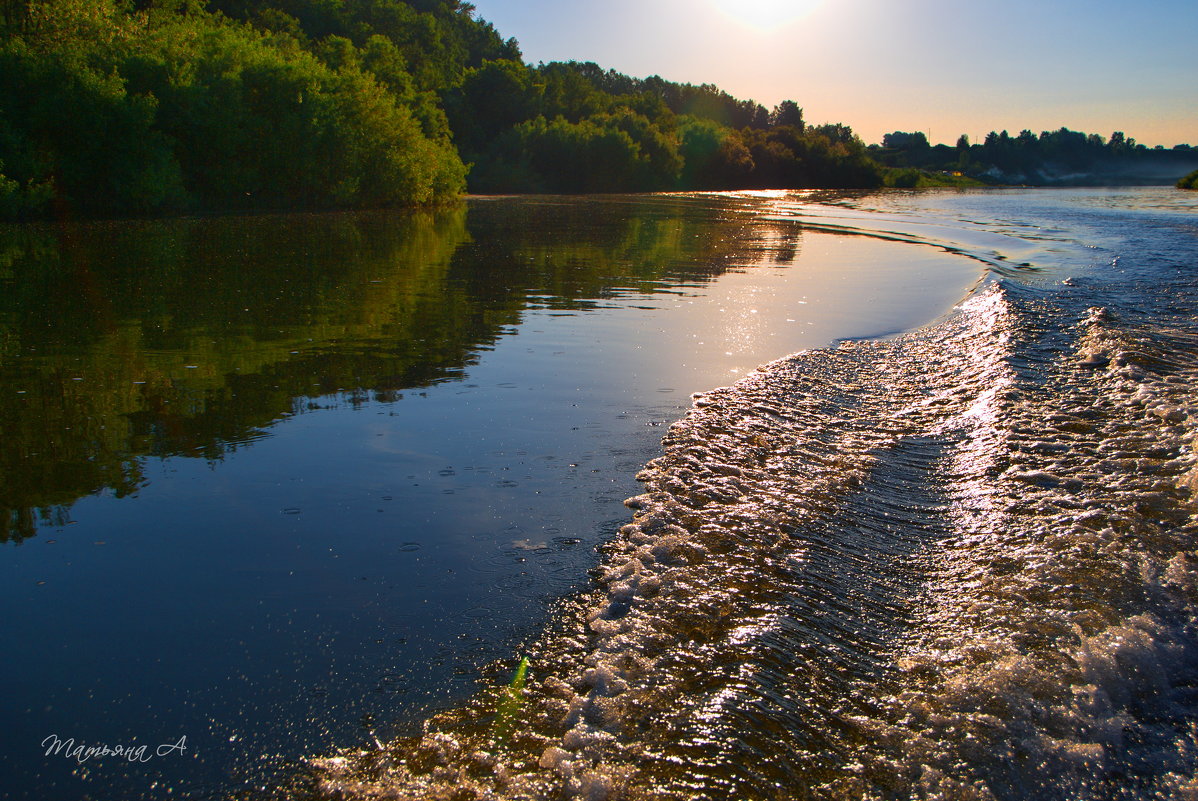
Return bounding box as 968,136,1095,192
0,0,1195,220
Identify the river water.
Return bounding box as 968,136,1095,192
2,188,1195,800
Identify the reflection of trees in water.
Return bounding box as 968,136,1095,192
457,196,803,302
0,196,804,543
0,209,473,542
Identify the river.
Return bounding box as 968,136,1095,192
2,188,1195,800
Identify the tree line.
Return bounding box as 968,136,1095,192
0,0,888,217
874,128,1197,186
0,0,1193,219
446,58,881,193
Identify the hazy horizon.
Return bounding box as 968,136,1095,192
471,0,1197,149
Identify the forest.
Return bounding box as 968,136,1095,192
873,129,1197,187
0,0,1194,218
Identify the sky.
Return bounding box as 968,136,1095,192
468,0,1197,148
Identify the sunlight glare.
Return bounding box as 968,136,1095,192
708,0,823,32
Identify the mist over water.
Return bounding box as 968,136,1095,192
307,188,1198,801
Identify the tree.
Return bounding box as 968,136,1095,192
678,116,752,189
536,61,610,121
810,122,857,145
883,131,929,150
770,99,803,130
445,58,539,152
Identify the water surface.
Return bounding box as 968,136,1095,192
306,188,1198,801
0,194,979,799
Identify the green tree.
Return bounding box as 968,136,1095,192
770,99,803,130
677,116,752,189
445,57,539,153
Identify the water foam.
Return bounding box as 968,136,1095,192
306,189,1198,800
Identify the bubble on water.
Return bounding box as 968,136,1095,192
308,270,1198,799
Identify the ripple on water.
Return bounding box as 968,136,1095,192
306,197,1198,801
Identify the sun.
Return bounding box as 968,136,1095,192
708,0,823,32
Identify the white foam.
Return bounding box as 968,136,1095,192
310,282,1198,800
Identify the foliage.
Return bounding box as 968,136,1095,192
740,124,882,189
883,167,985,188
1178,169,1198,189
18,0,1145,215
0,0,468,217
206,0,520,91
468,113,669,193
770,100,803,130
676,116,753,189
446,56,881,194
873,126,1196,186
492,656,530,744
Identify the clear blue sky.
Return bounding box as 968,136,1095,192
469,0,1197,147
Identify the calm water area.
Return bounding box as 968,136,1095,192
0,193,979,799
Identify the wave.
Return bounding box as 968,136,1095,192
304,193,1198,801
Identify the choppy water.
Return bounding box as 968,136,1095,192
308,188,1198,801
0,194,979,800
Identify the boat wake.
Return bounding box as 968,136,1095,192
305,190,1198,800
